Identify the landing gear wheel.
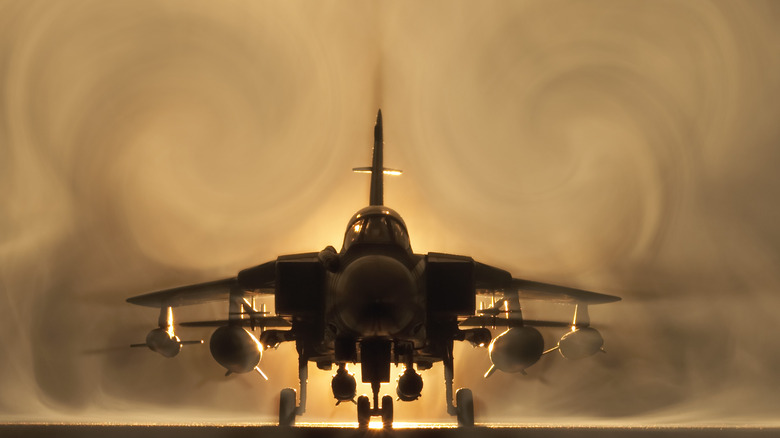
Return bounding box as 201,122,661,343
381,394,393,429
279,388,297,427
357,395,370,429
456,388,474,427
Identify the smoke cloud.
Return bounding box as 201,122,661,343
2,0,780,425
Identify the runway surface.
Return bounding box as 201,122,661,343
2,424,777,438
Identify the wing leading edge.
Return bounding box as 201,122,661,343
509,278,621,304
473,260,621,304
126,278,241,308
126,279,275,307
127,260,277,308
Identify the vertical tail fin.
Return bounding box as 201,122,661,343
352,109,401,206
370,109,384,206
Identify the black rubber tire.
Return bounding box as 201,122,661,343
279,388,297,427
381,394,393,429
357,395,371,429
456,388,474,427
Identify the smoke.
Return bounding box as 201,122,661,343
2,0,780,425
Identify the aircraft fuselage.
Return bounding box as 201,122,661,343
325,205,426,347
330,254,422,337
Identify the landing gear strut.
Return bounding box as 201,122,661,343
444,345,475,427
278,356,308,426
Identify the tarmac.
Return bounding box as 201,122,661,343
2,424,778,438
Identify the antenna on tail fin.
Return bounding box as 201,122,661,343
352,109,402,206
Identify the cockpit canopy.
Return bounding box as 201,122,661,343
342,206,411,252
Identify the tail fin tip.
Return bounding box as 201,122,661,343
354,109,400,206
370,109,384,205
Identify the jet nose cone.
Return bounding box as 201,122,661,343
336,255,415,336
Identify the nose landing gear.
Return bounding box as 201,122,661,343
354,338,395,428
356,385,394,429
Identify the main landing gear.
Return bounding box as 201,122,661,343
444,351,475,427
278,388,297,427
278,357,308,427
455,388,474,427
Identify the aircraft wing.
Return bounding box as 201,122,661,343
510,278,621,304
127,277,274,308
459,315,570,328
180,316,291,328
127,260,277,308
473,261,621,304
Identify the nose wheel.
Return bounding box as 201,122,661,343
356,395,370,428
356,390,394,429
381,395,393,428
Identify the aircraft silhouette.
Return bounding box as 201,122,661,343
127,110,621,428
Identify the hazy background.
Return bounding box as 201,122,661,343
2,0,780,426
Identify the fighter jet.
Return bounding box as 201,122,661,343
127,110,621,428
